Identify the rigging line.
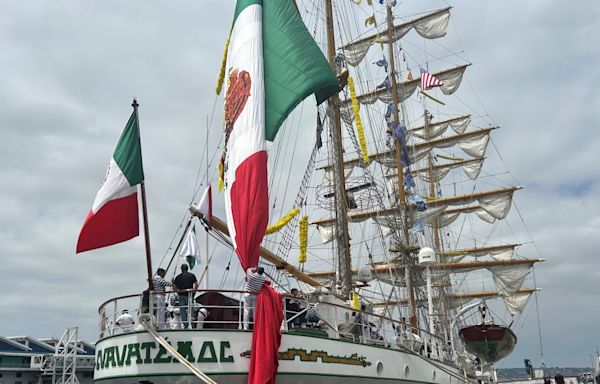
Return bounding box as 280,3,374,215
267,118,289,213
196,237,220,287
158,211,191,268
218,249,235,290
512,198,545,259
532,265,545,365
277,102,305,221
191,124,225,204
490,137,522,187
165,217,195,272
160,97,221,268
190,97,219,204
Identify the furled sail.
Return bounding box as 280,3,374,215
407,115,471,140
436,205,499,227
438,244,519,263
426,187,520,220
385,157,485,183
340,64,470,119
313,187,519,243
341,7,451,66
371,288,537,309
319,126,494,174
388,243,520,263
306,258,543,280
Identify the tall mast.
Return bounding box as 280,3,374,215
385,3,418,331
423,109,447,334
204,116,210,290
132,98,154,293
424,110,441,248
325,0,353,299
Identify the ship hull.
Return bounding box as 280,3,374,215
94,329,464,384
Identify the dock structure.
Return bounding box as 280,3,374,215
0,328,95,384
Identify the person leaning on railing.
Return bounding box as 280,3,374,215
152,268,172,329
173,264,199,328
243,266,266,330
285,288,306,328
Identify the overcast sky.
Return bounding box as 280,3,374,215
0,0,598,370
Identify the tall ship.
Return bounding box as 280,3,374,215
85,1,543,383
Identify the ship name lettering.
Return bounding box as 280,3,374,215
95,340,233,370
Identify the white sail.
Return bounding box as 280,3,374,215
405,158,484,183
342,7,451,66
503,291,533,316
408,115,471,140
341,64,469,114
320,127,493,177
490,264,532,296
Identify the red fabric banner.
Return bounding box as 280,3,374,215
248,283,283,384
229,150,269,270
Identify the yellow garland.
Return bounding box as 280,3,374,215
352,292,361,310
348,76,370,165
217,159,224,192
298,215,308,264
265,207,300,235
215,33,231,95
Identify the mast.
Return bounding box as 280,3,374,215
424,110,441,248
132,98,154,293
385,3,418,331
204,116,209,290
325,0,353,299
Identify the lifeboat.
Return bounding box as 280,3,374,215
459,324,517,363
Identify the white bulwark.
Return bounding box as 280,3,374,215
94,289,467,384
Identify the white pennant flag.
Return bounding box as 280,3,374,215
180,226,200,269
196,185,212,227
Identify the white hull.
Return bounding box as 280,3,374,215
94,329,465,384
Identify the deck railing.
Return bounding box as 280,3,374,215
97,289,455,364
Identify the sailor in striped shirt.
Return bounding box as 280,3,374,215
152,268,172,329
243,266,266,330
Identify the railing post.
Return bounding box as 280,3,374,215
188,290,192,329
238,298,242,330
112,301,117,335
283,299,288,331
149,291,155,328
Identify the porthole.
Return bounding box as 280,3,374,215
376,361,384,375
404,364,410,378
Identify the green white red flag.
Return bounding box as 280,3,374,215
223,0,338,272
179,226,200,269
76,110,144,253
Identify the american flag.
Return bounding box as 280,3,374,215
420,67,443,90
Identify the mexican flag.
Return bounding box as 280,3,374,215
223,0,338,272
76,110,144,253
179,226,200,269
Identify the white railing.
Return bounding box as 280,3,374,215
98,289,454,365
98,289,249,337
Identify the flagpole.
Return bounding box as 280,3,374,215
132,98,154,292
205,115,209,290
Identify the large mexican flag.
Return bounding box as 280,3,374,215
223,0,338,272
76,111,144,253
